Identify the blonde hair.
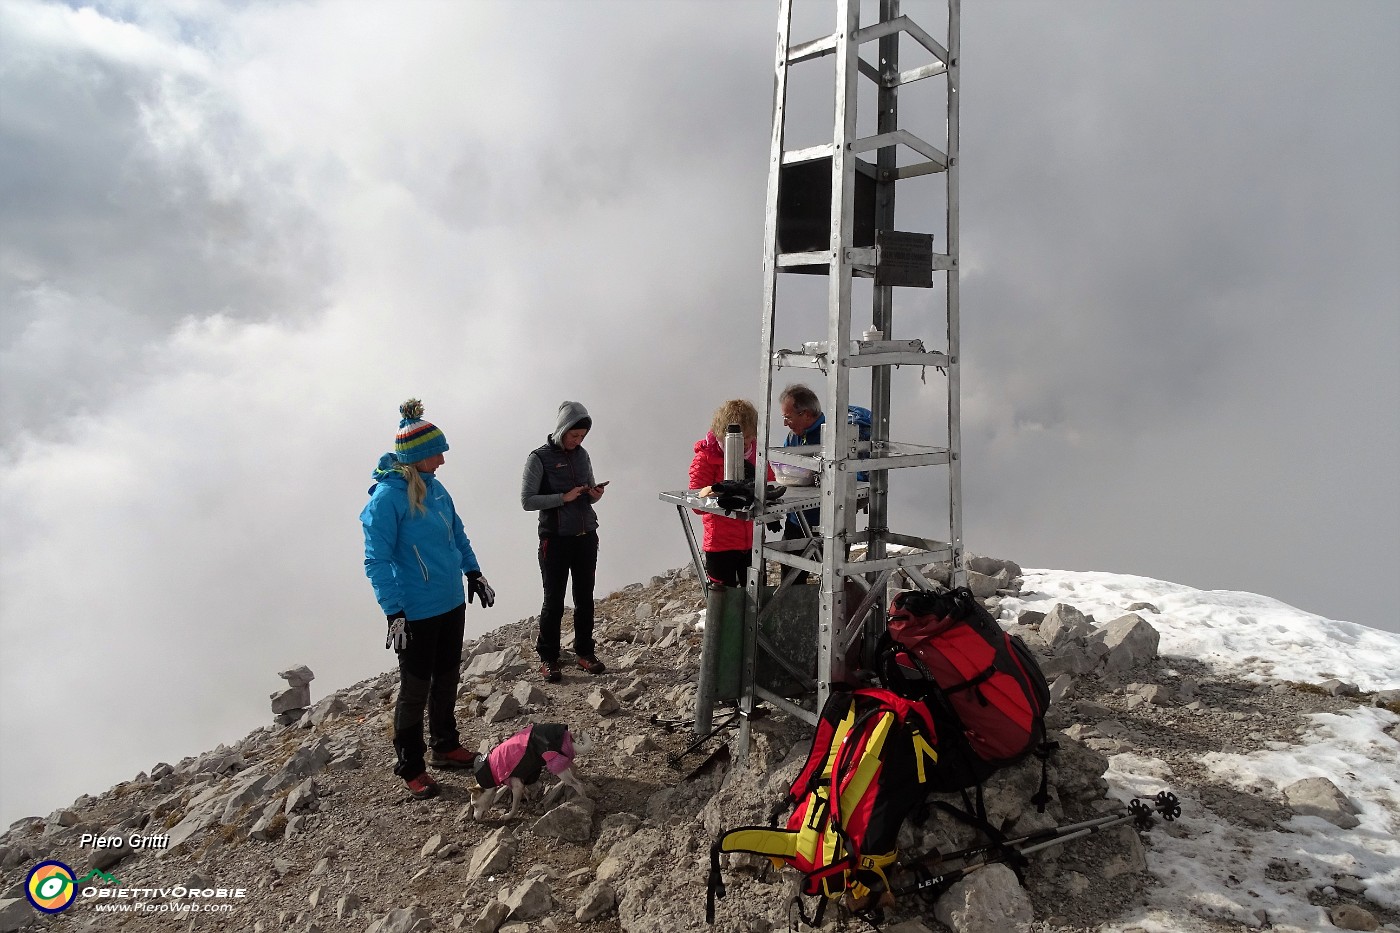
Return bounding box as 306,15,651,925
711,399,759,441
394,463,428,515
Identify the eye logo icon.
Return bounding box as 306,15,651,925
25,860,77,913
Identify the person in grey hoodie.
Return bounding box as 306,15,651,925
521,401,607,682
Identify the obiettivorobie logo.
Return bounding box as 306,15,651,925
24,861,119,913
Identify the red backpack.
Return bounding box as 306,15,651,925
883,586,1051,771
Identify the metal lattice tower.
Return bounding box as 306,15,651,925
740,0,964,747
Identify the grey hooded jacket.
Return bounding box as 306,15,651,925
521,401,598,537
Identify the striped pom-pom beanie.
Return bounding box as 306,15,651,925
394,399,450,463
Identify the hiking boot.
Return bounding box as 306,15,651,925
404,772,439,800
540,661,562,683
429,746,477,770
576,655,607,676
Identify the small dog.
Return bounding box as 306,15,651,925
468,723,592,820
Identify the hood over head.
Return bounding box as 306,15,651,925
551,401,592,447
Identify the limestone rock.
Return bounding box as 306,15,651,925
504,876,555,921
465,649,515,679
885,922,937,933
532,799,596,845
1093,613,1160,670
966,569,1006,599
592,812,641,860
619,734,656,756
595,854,626,884
1098,825,1148,878
248,798,286,841
482,693,521,724
270,684,311,714
279,665,315,687
1041,604,1093,649
45,808,79,828
0,898,33,933
308,694,347,726
575,879,616,923
336,892,362,919
1330,904,1379,930
587,688,620,716
1127,684,1171,707
366,905,431,933
1017,609,1046,627
284,777,318,814
471,901,509,933
933,862,1033,933
511,681,548,707
219,771,272,823
468,827,518,881
1283,776,1360,829
966,555,1022,578
266,738,332,793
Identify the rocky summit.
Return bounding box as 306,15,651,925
1,561,1396,933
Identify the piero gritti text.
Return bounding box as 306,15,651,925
77,832,170,850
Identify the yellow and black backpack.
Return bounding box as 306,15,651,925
706,686,941,925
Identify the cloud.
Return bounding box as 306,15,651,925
1,0,1396,826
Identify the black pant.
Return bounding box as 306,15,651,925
704,549,751,588
393,603,465,779
537,531,598,663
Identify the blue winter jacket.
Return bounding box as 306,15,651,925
361,453,482,620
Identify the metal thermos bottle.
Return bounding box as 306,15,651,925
723,423,744,482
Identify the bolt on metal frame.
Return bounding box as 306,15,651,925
741,0,963,752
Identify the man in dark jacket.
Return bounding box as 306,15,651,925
521,401,608,682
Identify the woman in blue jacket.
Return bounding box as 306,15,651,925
361,400,496,800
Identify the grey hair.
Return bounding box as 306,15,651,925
779,384,822,416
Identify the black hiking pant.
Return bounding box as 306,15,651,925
393,602,465,779
536,531,598,663
704,549,751,588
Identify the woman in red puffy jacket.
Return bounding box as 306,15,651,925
689,400,773,588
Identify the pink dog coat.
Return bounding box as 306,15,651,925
473,723,575,789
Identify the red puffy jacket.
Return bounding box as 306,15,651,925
689,432,773,553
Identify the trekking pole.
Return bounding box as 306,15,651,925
889,792,1180,898
667,708,742,770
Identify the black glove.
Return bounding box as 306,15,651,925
467,572,496,608
711,479,756,513
386,612,408,650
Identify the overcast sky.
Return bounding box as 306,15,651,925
1,0,1396,827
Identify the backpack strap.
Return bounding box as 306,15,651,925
826,704,886,883
928,793,1030,882
1029,740,1060,813
875,632,937,699
705,839,725,924
793,894,827,930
